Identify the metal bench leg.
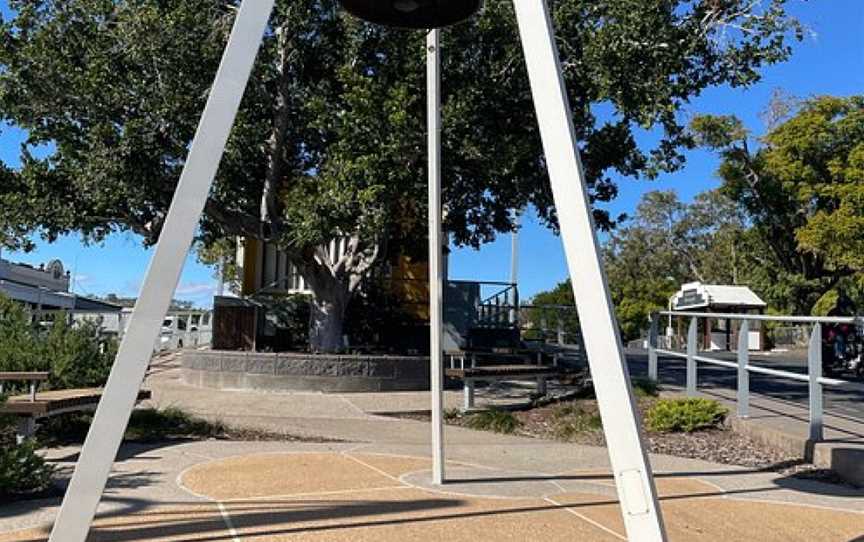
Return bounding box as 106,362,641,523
537,376,547,396
16,417,36,445
463,379,475,411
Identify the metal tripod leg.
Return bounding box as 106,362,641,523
512,1,667,539
48,2,276,540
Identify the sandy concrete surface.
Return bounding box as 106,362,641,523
3,357,863,541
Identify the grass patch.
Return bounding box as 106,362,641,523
465,408,521,434
551,403,602,440
645,398,728,433
631,377,660,398
38,407,232,446
443,408,461,422
125,407,228,442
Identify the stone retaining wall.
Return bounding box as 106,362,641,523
182,350,430,393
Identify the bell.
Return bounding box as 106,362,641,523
339,0,482,29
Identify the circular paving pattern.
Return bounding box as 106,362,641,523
3,452,863,541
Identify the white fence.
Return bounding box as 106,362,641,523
647,311,860,441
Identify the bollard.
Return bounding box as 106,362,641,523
686,317,697,396
648,313,659,381
737,320,749,418
807,323,823,441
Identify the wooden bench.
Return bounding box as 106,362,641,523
0,373,151,443
445,351,563,410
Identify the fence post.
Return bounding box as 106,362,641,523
737,319,750,418
647,313,658,382
808,323,823,442
686,317,697,396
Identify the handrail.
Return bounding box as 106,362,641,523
653,348,852,388
659,310,860,325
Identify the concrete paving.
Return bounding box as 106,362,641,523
1,355,863,541
627,348,864,485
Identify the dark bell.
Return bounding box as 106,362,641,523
339,0,482,29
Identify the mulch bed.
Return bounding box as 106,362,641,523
393,397,856,486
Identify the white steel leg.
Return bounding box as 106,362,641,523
427,28,446,486
48,2,276,540
512,1,667,539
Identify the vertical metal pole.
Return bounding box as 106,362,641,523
513,1,665,539
808,323,823,442
48,2,276,540
648,313,658,381
509,211,520,324
737,319,750,418
686,317,697,396
427,28,445,486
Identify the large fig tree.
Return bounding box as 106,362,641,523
0,0,801,351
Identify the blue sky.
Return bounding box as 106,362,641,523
1,1,862,307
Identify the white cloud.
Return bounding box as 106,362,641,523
175,282,216,297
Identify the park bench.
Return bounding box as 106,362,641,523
0,372,151,443
445,350,570,411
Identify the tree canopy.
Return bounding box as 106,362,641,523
603,189,744,340
0,0,803,350
692,95,864,315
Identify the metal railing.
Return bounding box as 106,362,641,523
647,311,859,442
475,282,519,328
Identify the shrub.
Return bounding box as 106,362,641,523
631,377,660,398
0,295,116,390
645,398,728,433
38,407,230,445
574,377,659,400
465,408,521,434
551,403,602,440
124,407,228,442
0,399,54,499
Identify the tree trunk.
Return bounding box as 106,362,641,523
298,236,382,353
309,288,349,353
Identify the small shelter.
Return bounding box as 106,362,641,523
670,281,767,350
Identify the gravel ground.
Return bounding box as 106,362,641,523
393,398,856,487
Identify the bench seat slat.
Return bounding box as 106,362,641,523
0,372,50,381
445,365,559,378
1,389,152,416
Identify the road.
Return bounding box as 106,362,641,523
625,348,864,422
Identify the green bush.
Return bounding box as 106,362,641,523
465,408,521,434
0,295,116,390
551,403,602,440
0,399,54,499
645,398,728,433
631,377,660,398
38,407,230,445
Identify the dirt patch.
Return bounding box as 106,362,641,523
392,397,847,483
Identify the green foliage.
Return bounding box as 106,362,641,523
645,398,728,433
604,189,745,340
0,438,54,499
630,378,660,398
258,293,313,350
443,408,461,422
551,403,602,440
0,0,802,348
124,407,228,442
0,295,116,390
691,95,864,315
465,408,521,434
38,407,230,446
0,398,54,499
523,280,580,342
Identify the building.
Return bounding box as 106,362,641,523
217,238,519,352
0,252,123,328
669,281,767,351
